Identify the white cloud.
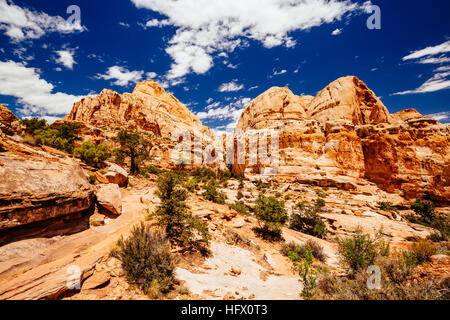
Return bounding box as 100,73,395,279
131,0,363,79
0,0,85,41
393,72,450,95
145,18,171,28
218,80,244,92
55,48,76,70
396,40,450,94
402,40,450,61
197,98,251,129
146,71,157,79
96,66,144,86
0,60,84,116
331,28,342,36
426,111,450,124
417,56,450,64
272,69,287,76
118,22,130,28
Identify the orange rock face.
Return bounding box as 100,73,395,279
65,80,201,138
231,76,449,203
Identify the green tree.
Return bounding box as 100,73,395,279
204,179,226,204
20,117,47,135
114,129,150,174
154,172,210,253
33,122,81,153
74,141,110,167
290,198,327,239
254,196,287,239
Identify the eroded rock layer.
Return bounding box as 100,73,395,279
232,76,449,203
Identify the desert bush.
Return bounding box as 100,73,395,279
337,229,378,272
282,240,327,263
114,223,176,296
74,141,110,167
404,240,437,264
407,199,449,241
311,255,447,300
204,179,226,204
378,201,399,218
254,196,287,240
184,177,200,192
192,166,216,182
154,172,210,253
143,165,166,176
229,201,250,216
289,198,327,239
20,117,47,135
297,245,317,300
237,191,244,200
255,180,270,191
114,129,150,174
33,122,82,154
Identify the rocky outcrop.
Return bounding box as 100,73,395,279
231,76,449,203
0,104,18,127
65,80,201,138
307,76,390,125
96,184,122,215
103,162,128,187
0,135,94,236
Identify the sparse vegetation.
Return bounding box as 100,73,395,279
114,129,150,174
113,223,176,297
337,228,389,273
204,179,226,204
153,172,210,254
403,240,437,265
406,198,449,241
229,201,250,216
74,141,110,167
289,198,327,239
26,122,82,154
282,240,327,263
378,201,398,218
20,118,47,135
254,196,287,240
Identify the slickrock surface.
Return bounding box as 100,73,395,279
0,135,94,235
232,76,449,204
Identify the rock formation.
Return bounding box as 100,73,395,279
0,134,94,241
65,80,201,138
231,76,449,204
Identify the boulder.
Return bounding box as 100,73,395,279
103,163,128,186
96,184,122,215
0,136,94,232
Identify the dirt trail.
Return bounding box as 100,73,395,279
0,190,147,300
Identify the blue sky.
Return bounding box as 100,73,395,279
0,0,449,133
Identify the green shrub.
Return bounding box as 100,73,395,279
20,117,47,135
184,177,200,192
296,245,317,300
407,199,449,241
33,122,82,154
378,201,398,218
154,172,210,253
282,240,327,263
255,180,270,191
114,224,176,296
88,175,96,185
237,191,244,200
204,180,226,204
229,201,250,216
254,196,287,240
74,141,110,167
311,255,448,300
143,165,165,176
404,240,437,264
289,198,327,239
114,129,150,174
192,166,216,182
337,229,378,272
